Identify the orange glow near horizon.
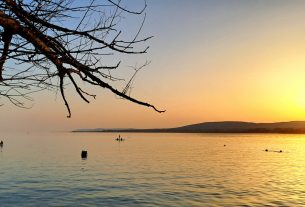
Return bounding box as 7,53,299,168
2,1,305,132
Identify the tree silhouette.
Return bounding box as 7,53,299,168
0,0,164,117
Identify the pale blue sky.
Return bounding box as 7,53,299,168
2,0,305,131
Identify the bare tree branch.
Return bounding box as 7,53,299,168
0,0,165,117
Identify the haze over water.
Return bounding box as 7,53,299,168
1,132,305,206
2,1,305,206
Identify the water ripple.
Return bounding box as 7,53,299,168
1,132,305,206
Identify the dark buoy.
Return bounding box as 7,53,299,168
115,134,125,142
224,144,226,147
81,150,87,159
265,149,268,152
279,150,283,153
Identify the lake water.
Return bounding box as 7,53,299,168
1,132,305,206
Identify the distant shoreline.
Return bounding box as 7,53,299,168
72,121,305,134
72,131,305,134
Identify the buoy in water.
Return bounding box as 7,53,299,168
81,150,88,159
265,149,268,152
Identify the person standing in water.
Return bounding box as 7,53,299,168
0,140,3,147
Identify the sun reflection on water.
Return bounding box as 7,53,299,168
1,132,305,206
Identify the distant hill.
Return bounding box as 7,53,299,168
73,121,305,133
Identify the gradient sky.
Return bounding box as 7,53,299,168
2,0,305,132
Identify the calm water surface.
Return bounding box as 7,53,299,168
1,132,305,206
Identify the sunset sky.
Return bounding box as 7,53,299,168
2,0,305,132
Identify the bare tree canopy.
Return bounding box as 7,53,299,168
0,0,164,117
